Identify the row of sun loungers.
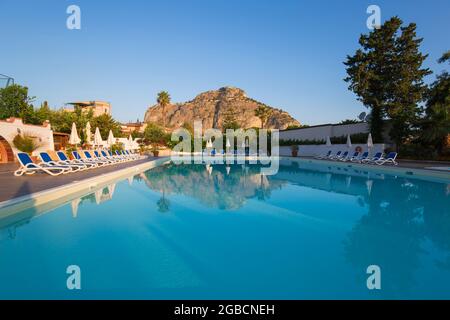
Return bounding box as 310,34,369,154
314,150,398,166
14,150,141,177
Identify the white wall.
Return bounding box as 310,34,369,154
280,122,370,141
0,118,54,159
330,122,369,137
280,143,387,157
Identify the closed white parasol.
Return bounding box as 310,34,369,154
69,123,81,145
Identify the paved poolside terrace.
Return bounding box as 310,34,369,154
0,157,157,203
0,156,449,204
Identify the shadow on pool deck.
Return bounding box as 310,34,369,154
0,157,157,203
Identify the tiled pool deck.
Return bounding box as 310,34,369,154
0,156,449,204
0,157,157,203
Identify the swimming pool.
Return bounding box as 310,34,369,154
0,159,449,299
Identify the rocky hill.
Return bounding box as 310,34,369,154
144,87,300,130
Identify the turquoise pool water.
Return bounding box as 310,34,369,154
0,160,449,299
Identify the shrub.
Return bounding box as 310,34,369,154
12,133,41,154
398,144,438,160
65,145,77,155
110,142,124,153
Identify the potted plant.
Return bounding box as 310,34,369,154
110,142,124,155
151,144,159,157
290,145,299,157
139,144,147,156
65,145,77,159
12,132,41,162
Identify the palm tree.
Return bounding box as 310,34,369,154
157,175,170,213
254,105,272,129
157,91,171,129
157,196,170,213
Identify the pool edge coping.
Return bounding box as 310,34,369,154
281,156,450,182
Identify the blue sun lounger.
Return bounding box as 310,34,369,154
101,150,121,163
57,151,95,169
340,151,359,162
83,151,109,166
115,150,130,161
315,150,332,160
39,152,81,172
72,151,101,168
375,152,398,166
125,150,139,160
335,151,348,161
14,152,70,177
329,151,342,160
362,152,383,164
93,150,115,165
351,151,369,163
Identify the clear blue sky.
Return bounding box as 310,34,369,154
0,0,448,125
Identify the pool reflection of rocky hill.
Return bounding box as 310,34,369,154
139,164,284,211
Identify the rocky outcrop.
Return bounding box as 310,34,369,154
144,87,300,130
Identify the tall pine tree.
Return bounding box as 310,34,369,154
388,22,430,147
344,17,430,146
420,51,450,154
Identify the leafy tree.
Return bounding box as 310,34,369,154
387,22,431,147
131,130,144,140
0,84,35,120
254,105,272,129
47,108,79,133
420,51,450,154
47,106,95,146
156,91,171,129
36,101,51,121
438,51,450,64
344,17,430,145
143,122,168,147
91,113,122,139
22,100,53,125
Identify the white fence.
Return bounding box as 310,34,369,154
279,143,387,157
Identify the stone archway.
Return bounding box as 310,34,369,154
0,135,14,163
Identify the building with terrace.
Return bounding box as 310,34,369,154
65,101,111,117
